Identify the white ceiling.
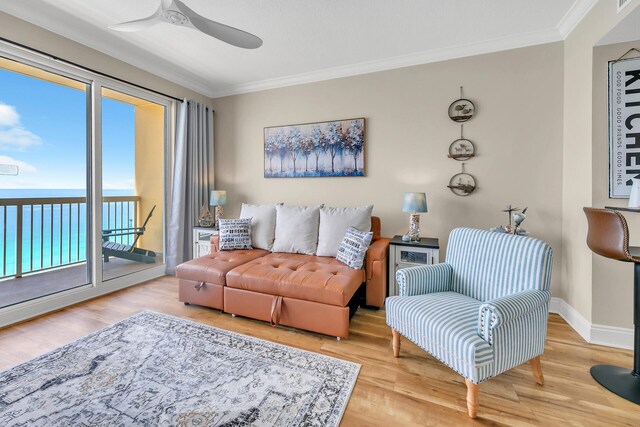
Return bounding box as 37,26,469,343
0,0,598,98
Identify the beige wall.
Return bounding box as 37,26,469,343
592,40,640,327
562,0,639,326
212,43,565,295
135,103,165,253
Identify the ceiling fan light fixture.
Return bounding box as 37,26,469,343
162,10,189,26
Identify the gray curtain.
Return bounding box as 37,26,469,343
166,100,214,274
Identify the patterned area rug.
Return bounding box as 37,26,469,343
0,311,360,426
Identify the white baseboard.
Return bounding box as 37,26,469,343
549,297,592,343
590,324,635,350
549,297,634,350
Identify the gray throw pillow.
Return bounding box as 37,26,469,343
336,227,374,269
218,218,253,250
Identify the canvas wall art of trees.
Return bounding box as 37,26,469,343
264,118,365,178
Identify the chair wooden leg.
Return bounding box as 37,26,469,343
391,329,400,358
465,379,479,418
531,355,544,385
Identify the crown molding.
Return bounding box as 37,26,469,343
557,0,599,38
210,27,562,98
2,1,597,100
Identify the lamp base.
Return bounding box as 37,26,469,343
214,205,224,229
408,213,421,242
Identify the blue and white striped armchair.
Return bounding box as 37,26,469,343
386,228,553,418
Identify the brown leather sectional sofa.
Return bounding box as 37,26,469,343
176,216,390,338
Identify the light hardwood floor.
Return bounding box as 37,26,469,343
0,276,638,426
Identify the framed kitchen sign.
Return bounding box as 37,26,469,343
609,55,640,198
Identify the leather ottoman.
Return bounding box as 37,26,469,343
224,252,365,338
176,249,269,310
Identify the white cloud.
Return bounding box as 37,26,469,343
0,102,42,150
0,103,19,127
0,155,37,174
0,127,42,150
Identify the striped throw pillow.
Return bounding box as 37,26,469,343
218,218,253,250
336,227,373,269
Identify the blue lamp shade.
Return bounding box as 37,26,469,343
402,192,428,213
210,190,227,206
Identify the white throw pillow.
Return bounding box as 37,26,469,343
316,205,373,257
239,203,277,251
273,205,320,255
336,227,374,269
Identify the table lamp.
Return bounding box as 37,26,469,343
210,190,227,229
402,192,428,242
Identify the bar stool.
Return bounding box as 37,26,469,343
583,207,640,405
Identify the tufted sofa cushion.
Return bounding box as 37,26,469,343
176,249,269,286
225,253,365,306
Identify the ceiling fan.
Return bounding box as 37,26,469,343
109,0,262,49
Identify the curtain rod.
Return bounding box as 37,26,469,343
0,35,185,103
186,100,213,111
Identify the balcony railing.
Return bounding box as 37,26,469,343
0,196,140,279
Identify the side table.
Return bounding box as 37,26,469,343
388,235,440,297
193,226,218,258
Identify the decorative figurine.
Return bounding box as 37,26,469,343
447,177,476,195
198,204,215,227
501,204,520,233
513,208,528,235
492,205,529,235
448,87,476,123
447,163,477,196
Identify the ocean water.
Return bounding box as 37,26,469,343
0,189,135,277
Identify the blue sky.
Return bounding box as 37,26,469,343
0,68,135,191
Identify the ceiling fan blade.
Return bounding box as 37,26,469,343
109,6,163,32
174,0,262,49
110,18,161,32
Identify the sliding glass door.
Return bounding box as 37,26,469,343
0,43,171,318
101,87,166,281
0,57,91,308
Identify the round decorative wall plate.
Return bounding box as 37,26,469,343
448,98,475,122
448,138,476,161
447,172,477,196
